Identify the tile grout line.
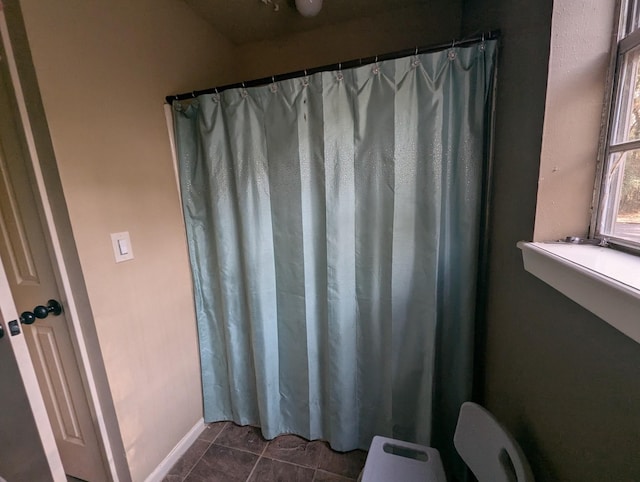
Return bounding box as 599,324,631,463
260,453,317,470
211,425,268,458
257,445,355,480
243,435,270,481
175,422,362,482
212,442,267,457
256,438,358,480
180,422,229,482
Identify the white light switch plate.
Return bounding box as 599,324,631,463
111,232,134,263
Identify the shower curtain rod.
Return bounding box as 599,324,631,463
166,30,499,103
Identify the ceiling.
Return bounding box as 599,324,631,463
184,0,423,45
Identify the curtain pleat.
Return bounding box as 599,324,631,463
174,40,497,474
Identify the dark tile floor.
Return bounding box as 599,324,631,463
164,422,367,482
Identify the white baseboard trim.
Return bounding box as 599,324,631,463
144,418,206,482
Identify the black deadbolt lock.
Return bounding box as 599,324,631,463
8,320,20,336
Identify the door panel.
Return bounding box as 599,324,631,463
0,255,64,482
32,324,85,443
0,44,107,482
0,134,39,285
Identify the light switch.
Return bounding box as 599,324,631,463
111,232,134,263
117,238,129,255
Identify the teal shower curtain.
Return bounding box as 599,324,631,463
174,39,496,473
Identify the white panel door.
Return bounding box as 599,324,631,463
0,254,64,481
0,47,107,482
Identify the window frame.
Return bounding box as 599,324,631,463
592,0,640,252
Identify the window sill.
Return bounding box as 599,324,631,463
518,241,640,344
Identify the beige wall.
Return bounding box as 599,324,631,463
17,1,235,480
463,1,640,481
234,3,462,82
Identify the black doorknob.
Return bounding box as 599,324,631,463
20,311,36,324
34,300,62,318
20,299,63,324
33,305,49,319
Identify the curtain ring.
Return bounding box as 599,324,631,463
448,39,457,61
411,49,420,69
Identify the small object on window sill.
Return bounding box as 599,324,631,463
563,236,607,246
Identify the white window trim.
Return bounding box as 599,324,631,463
519,242,640,345
592,0,640,251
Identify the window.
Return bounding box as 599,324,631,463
519,1,640,347
596,0,640,249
